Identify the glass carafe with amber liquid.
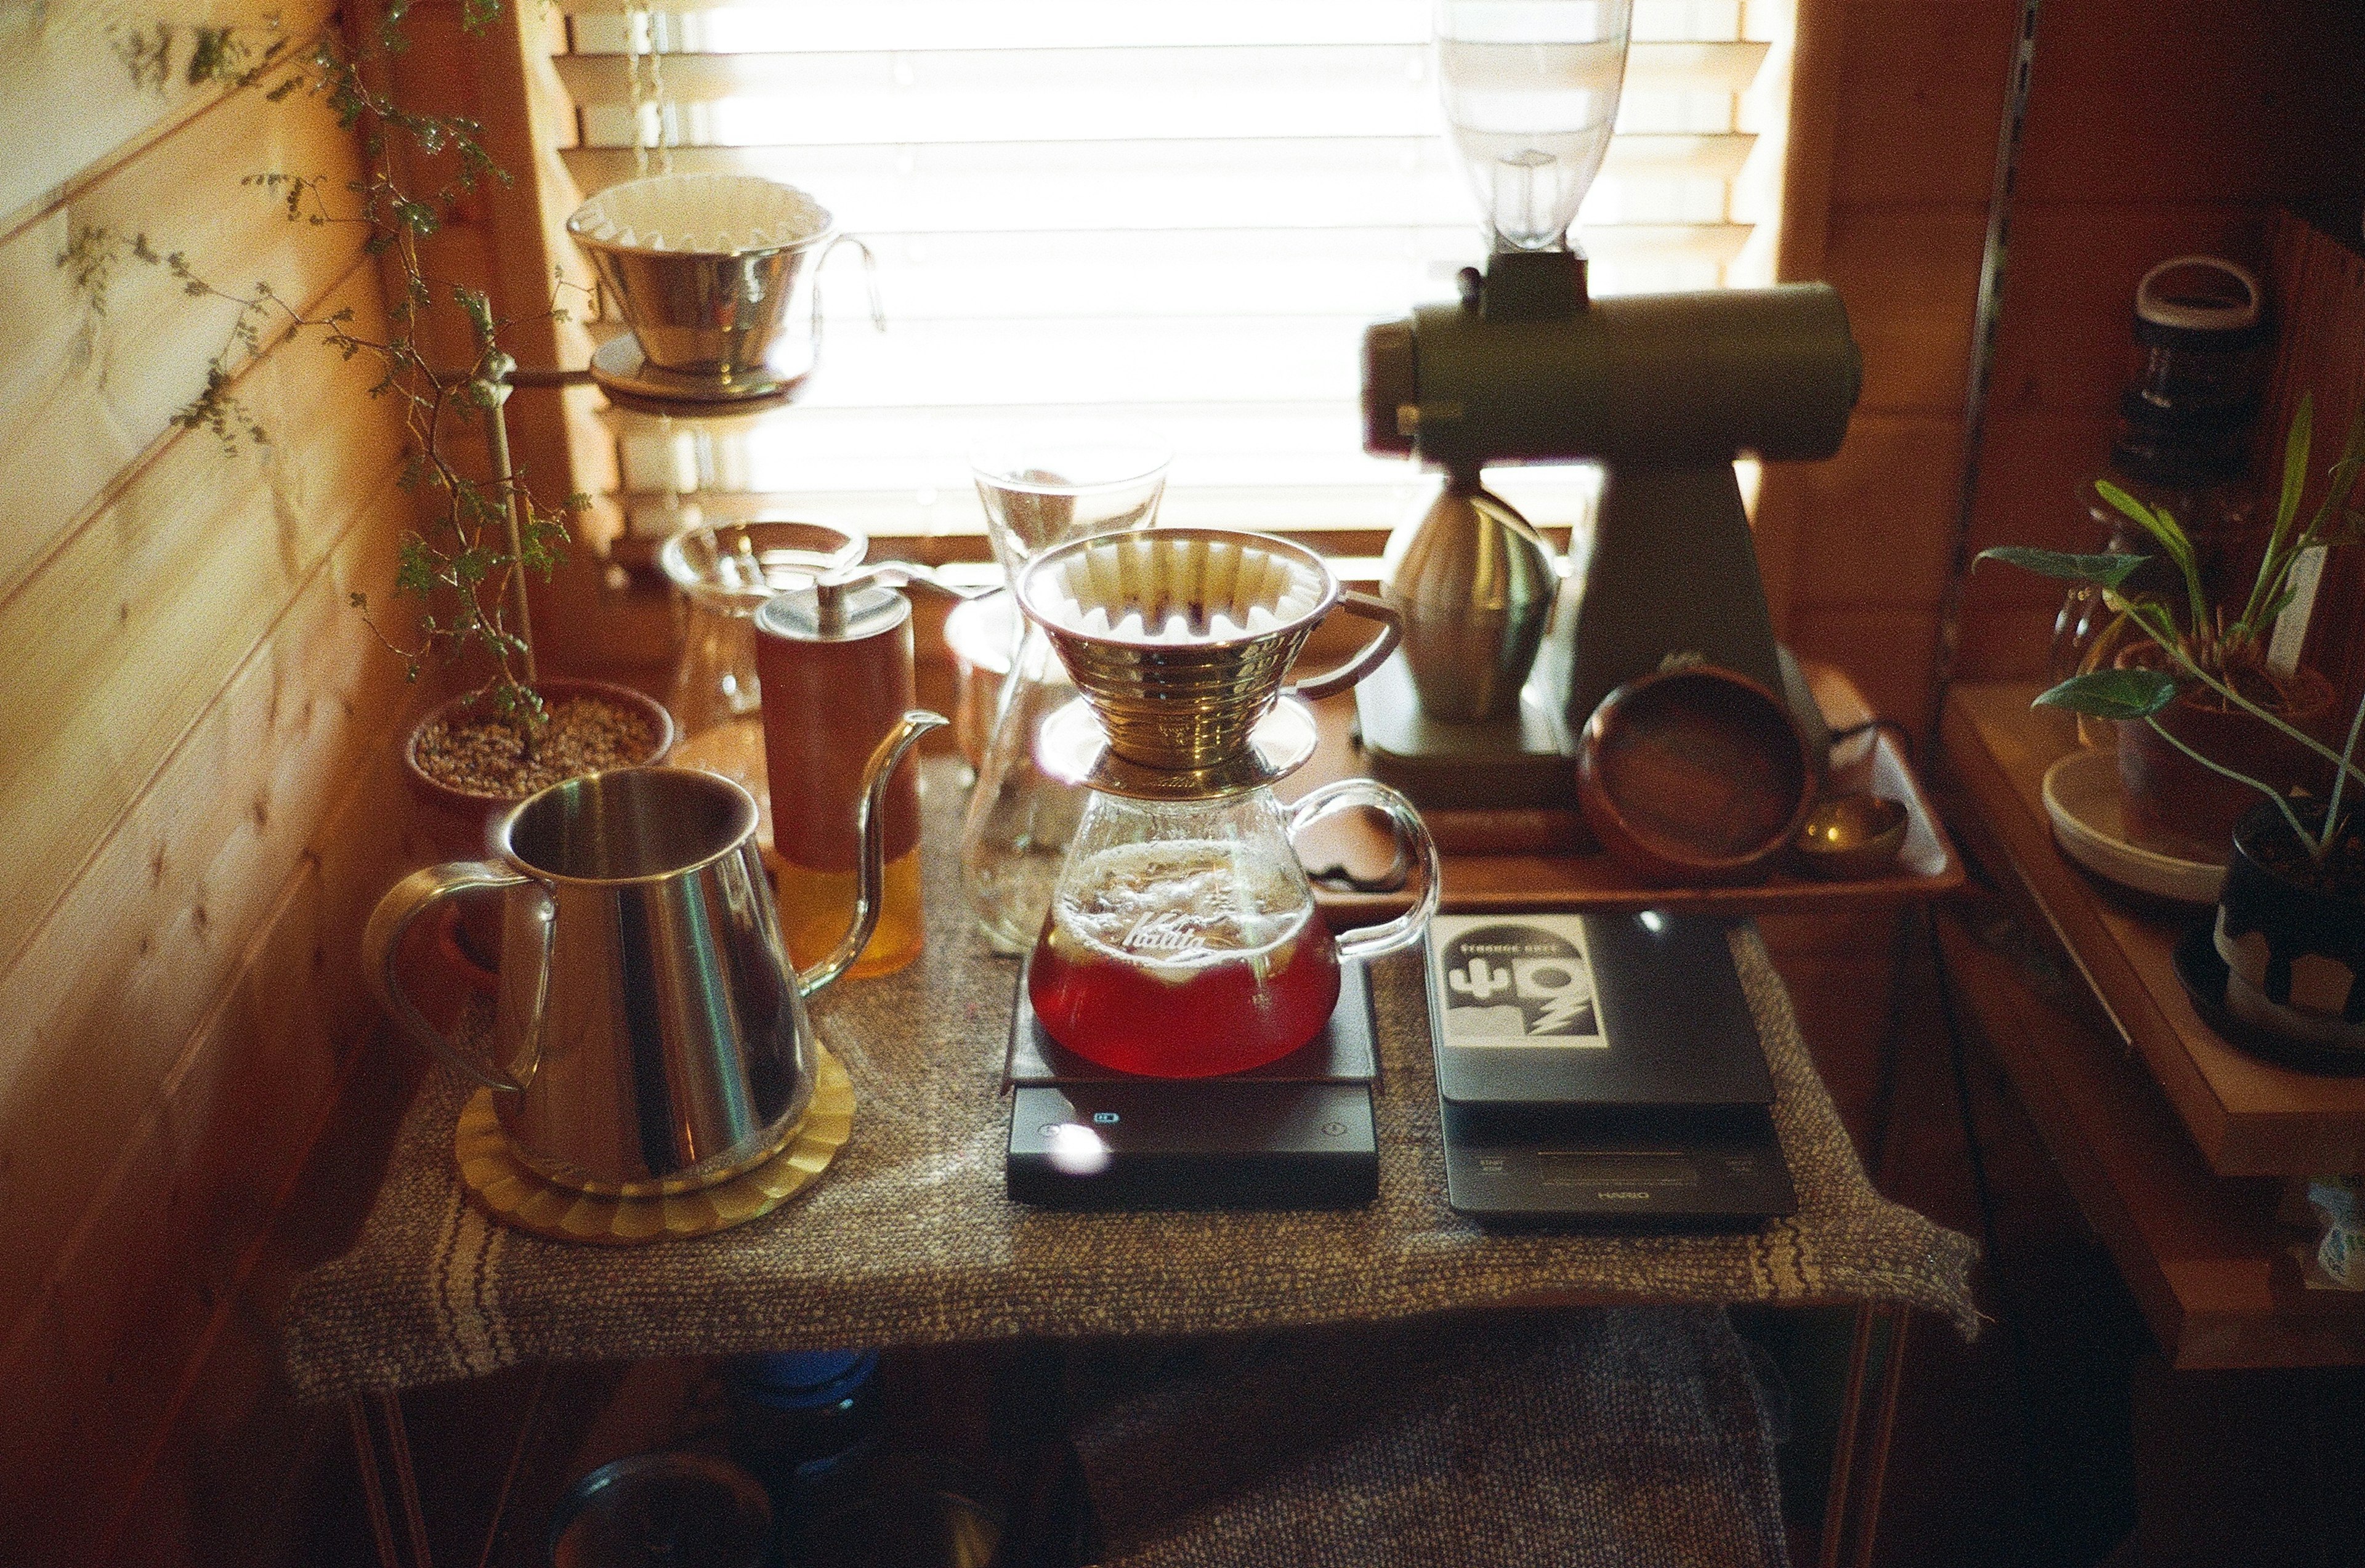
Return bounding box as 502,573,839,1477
1017,528,1440,1077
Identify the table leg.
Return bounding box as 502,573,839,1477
1816,1304,1910,1568
346,1391,436,1568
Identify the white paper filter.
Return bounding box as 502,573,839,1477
1044,537,1324,645
569,174,830,254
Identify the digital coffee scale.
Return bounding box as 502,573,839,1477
1425,911,1795,1226
1005,910,1793,1227
1006,958,1383,1210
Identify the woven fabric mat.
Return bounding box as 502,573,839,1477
1071,1309,1788,1568
283,764,1976,1403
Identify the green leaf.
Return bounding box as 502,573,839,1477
2276,392,2314,543
2032,668,2179,720
1976,546,2149,588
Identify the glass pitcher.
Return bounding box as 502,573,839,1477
1014,525,1438,1078
660,517,866,823
960,425,1171,953
1028,782,1438,1078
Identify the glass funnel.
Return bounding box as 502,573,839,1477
960,426,1170,954
660,517,866,817
1437,0,1634,252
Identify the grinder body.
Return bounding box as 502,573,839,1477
1363,280,1861,740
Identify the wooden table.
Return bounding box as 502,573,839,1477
1938,682,2365,1369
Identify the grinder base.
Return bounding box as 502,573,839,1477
1354,652,1577,811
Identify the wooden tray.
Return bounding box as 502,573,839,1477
1290,666,1963,919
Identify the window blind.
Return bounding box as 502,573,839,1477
548,0,1795,551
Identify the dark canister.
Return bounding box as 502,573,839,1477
756,581,927,978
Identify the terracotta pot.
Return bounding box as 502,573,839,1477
2113,650,2334,855
2213,799,2365,1053
400,677,674,968
402,676,676,855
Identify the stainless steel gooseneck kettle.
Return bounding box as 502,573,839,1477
363,713,945,1195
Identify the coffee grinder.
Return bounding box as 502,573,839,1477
1356,0,1862,809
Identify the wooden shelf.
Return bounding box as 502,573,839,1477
1933,903,2365,1370
1939,683,2365,1178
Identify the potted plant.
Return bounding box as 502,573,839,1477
1982,396,2365,1054
1984,396,2363,845
70,2,671,879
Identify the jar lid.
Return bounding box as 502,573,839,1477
2132,256,2270,349
546,1453,771,1568
756,582,912,643
729,1348,879,1411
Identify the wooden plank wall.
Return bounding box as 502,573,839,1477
0,4,450,1561
1748,0,2018,1142
1758,0,2015,743
1944,0,2365,686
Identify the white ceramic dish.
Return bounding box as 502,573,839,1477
2042,746,2226,905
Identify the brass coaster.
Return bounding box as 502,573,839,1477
455,1046,855,1245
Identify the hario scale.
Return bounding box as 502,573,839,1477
1425,911,1794,1226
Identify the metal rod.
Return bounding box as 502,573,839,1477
1850,1309,1912,1568
477,377,540,688
380,1390,437,1568
1928,0,2045,741
475,1363,554,1568
348,1395,405,1568
1818,1301,1878,1568
503,365,597,390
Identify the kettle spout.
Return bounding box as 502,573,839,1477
797,709,950,996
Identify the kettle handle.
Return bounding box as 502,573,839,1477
362,862,556,1094
797,710,952,998
1287,780,1441,963
1284,592,1403,702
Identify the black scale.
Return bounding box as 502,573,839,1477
1426,911,1795,1226
1004,910,1793,1226
1005,958,1382,1210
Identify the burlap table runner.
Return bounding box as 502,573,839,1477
1069,1309,1789,1567
283,764,1976,1402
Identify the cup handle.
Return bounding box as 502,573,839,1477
1284,591,1403,702
1287,780,1441,963
809,233,887,354
362,862,553,1094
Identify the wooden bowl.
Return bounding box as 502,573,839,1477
1575,665,1815,886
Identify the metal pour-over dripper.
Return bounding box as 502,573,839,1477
1016,528,1401,799
567,172,880,411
